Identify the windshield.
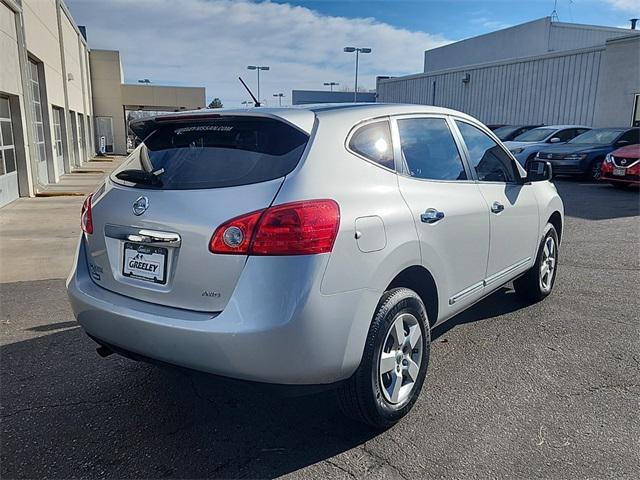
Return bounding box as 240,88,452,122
513,128,555,142
568,129,622,145
112,117,309,190
492,126,520,140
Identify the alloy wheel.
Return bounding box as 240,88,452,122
539,236,556,292
379,313,423,404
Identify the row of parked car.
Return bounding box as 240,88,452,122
487,124,640,187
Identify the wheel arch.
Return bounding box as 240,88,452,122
548,210,563,242
386,265,439,327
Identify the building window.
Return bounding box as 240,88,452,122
28,60,46,165
0,96,17,176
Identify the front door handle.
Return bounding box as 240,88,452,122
421,208,445,224
491,201,505,214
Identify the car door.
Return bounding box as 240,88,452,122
391,115,490,316
453,119,540,291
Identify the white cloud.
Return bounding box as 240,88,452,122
67,0,450,107
606,0,639,12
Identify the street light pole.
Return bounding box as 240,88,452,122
343,47,371,102
273,93,284,107
323,82,339,92
247,65,270,104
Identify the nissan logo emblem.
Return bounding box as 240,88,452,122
132,196,149,216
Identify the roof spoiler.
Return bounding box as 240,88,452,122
129,113,223,141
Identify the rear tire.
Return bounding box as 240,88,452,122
337,288,430,429
514,224,559,303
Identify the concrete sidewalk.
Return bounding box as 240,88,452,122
0,156,123,283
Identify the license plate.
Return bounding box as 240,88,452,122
123,242,167,284
613,167,626,177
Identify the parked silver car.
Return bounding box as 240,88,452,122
504,125,591,165
67,104,564,427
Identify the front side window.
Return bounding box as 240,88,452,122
554,129,578,142
456,121,518,183
348,121,394,169
397,117,467,181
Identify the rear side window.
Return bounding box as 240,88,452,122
456,121,519,183
397,117,467,181
348,121,394,169
113,117,308,189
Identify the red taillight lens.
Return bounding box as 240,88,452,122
81,194,93,234
251,200,340,255
209,199,340,256
209,210,264,254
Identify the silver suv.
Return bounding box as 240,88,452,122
67,104,563,428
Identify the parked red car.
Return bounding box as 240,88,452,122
600,144,640,188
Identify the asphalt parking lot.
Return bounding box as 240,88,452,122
1,179,638,479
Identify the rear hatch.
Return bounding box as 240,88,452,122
85,113,311,312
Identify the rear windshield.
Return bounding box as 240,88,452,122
112,117,309,189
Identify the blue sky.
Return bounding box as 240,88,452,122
270,1,636,38
66,0,637,106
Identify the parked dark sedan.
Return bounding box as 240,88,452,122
536,127,640,180
492,124,543,141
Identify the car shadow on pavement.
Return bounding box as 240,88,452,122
0,326,379,479
0,285,531,479
432,286,527,340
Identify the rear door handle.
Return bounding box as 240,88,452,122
491,201,505,214
421,208,445,224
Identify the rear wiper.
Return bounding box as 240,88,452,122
115,169,163,187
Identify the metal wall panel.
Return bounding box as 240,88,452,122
378,48,604,126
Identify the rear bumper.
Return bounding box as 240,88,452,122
67,237,380,385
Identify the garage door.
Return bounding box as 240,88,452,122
0,96,19,208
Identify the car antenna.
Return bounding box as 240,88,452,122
238,76,260,107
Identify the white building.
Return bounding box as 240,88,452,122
377,18,640,130
0,0,205,208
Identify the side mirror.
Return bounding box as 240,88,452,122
526,160,553,182
549,137,561,143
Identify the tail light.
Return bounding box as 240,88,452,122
209,199,340,255
81,194,94,234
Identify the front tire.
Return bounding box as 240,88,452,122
514,223,559,302
337,288,430,429
586,158,603,181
